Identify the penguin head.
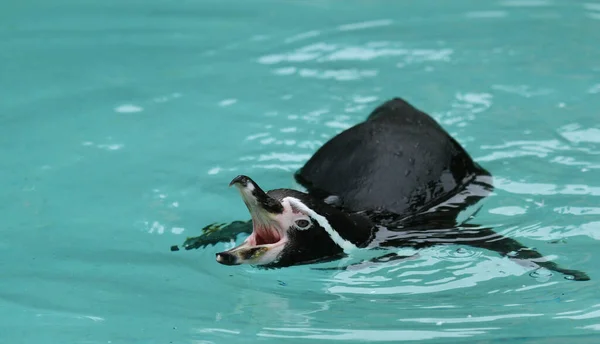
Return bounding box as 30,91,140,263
215,175,373,268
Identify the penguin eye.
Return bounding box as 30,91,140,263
294,219,311,230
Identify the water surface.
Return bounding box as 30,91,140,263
1,0,600,343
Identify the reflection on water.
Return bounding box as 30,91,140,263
323,251,530,295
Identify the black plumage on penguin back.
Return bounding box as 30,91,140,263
294,97,492,219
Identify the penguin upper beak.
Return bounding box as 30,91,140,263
228,175,247,187
228,175,284,215
215,175,287,266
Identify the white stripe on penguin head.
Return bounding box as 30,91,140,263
284,197,359,254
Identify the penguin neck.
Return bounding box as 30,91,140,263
319,208,376,249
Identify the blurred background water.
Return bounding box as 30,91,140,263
1,0,600,343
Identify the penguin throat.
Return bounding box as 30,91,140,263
247,212,282,246
249,223,281,245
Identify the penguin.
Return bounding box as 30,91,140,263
177,98,589,281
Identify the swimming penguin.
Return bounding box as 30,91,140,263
179,98,589,281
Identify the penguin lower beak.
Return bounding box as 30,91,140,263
215,175,287,266
215,246,270,266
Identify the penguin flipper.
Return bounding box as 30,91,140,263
378,221,590,282
171,220,253,251
456,225,591,281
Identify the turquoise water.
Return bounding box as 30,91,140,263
2,0,600,342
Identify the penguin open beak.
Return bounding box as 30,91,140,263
215,175,287,266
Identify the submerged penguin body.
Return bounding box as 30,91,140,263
184,98,589,281
295,98,490,218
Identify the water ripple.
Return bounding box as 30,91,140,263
337,19,394,32
583,3,600,11
465,11,509,18
434,247,484,262
258,40,454,81
257,327,494,341
494,177,600,196
559,125,600,144
297,68,379,81
323,255,532,295
491,84,554,97
438,92,492,127
500,0,552,6
586,12,600,20
284,30,321,44
398,313,544,324
554,207,600,216
555,310,600,320
114,104,143,113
